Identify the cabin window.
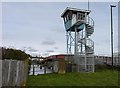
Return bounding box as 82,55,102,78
66,14,69,21
69,11,72,20
77,13,81,20
68,14,71,20
63,18,66,23
77,12,85,21
64,17,67,23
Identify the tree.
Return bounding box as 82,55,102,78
2,47,31,60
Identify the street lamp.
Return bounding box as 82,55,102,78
110,5,116,66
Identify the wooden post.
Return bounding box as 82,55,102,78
22,59,29,86
33,63,35,75
44,61,46,74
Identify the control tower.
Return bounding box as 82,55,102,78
61,7,94,72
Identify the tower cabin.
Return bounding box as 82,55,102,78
61,7,91,32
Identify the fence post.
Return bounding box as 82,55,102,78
7,60,11,85
15,61,19,86
21,58,29,86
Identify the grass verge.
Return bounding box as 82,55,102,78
27,69,119,86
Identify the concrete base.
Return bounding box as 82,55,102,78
72,63,77,72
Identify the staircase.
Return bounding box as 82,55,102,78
86,17,94,55
77,16,94,72
78,17,94,55
86,17,94,37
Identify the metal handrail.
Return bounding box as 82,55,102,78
87,16,94,27
78,38,94,48
86,38,94,47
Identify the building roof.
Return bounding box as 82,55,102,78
46,54,114,60
61,7,91,17
46,54,74,60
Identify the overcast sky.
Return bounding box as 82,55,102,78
2,2,118,57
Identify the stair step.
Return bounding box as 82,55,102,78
87,30,94,33
87,26,92,28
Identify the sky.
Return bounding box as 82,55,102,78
2,2,118,57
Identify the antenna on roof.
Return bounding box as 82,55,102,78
88,0,90,10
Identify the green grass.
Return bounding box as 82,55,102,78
27,69,119,86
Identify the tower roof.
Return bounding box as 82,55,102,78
61,7,91,17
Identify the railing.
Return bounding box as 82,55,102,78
86,38,94,48
86,16,94,54
78,38,94,54
78,16,94,54
87,16,94,27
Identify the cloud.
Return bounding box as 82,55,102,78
21,46,38,53
30,52,40,57
50,26,65,34
41,40,55,45
27,47,38,52
54,47,59,49
42,53,50,56
46,50,54,53
49,52,60,56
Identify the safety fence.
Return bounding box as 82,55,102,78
1,59,29,87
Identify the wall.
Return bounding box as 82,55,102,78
2,59,29,87
53,60,59,73
94,56,119,66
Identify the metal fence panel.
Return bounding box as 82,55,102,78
2,59,28,87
